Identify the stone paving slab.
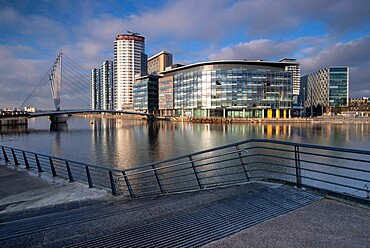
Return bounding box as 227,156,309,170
0,164,110,215
204,199,370,248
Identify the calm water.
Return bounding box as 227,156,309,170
1,116,370,170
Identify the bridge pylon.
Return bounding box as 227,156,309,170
49,51,68,124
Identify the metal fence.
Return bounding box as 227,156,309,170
1,139,370,201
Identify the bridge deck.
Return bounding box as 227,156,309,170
28,109,154,118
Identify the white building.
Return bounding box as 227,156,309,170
279,58,301,103
113,33,146,110
91,68,101,110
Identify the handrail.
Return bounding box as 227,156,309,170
0,145,123,173
1,139,370,201
121,139,370,172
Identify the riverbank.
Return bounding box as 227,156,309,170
74,113,370,124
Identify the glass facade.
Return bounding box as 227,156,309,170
161,62,294,118
329,67,348,106
300,66,349,110
133,76,159,112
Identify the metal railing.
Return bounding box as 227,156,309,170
1,139,370,201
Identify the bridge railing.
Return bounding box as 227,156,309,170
1,139,370,201
0,145,124,195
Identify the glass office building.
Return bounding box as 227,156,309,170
159,60,296,118
133,75,159,113
328,67,349,106
300,66,349,110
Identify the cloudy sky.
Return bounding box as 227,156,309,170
1,0,370,109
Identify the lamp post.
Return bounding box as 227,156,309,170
303,87,306,117
310,86,313,117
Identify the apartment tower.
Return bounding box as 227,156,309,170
100,61,114,110
113,33,146,110
91,68,101,110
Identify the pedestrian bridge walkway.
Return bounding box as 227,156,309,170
1,164,369,247
66,185,321,248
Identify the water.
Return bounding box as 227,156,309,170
1,116,370,170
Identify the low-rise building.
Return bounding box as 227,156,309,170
349,97,370,116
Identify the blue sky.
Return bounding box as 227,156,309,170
1,0,370,109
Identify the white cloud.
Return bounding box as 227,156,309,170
0,45,51,109
1,0,370,108
208,36,370,98
208,39,300,61
299,36,370,97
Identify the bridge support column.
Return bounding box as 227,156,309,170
49,114,68,123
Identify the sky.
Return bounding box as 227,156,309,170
0,0,370,109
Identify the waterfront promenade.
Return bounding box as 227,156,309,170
1,164,370,247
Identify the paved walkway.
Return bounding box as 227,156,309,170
1,164,370,247
0,164,110,214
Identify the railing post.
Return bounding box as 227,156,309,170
294,145,302,188
236,145,249,181
109,171,117,195
23,151,30,169
2,147,9,162
152,165,164,194
122,171,135,198
66,161,74,182
11,149,20,165
49,157,57,177
35,154,43,172
189,156,202,189
85,166,93,188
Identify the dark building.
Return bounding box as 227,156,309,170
133,75,159,114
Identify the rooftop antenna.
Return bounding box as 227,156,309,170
127,30,140,36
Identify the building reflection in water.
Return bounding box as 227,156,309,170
0,125,27,134
75,117,370,170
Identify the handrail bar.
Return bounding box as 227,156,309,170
124,149,245,177
120,139,370,173
1,139,370,200
0,144,124,173
3,139,370,175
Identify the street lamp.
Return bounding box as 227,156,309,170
310,86,313,117
302,87,306,117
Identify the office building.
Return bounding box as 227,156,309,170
113,33,146,110
158,60,297,118
158,74,175,116
100,61,114,110
279,58,301,102
91,68,101,110
147,51,173,75
300,67,349,111
133,75,159,113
